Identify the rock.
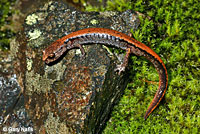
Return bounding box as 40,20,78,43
9,1,139,133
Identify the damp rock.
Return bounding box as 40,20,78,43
10,1,140,133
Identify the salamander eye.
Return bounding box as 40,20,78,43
49,53,55,58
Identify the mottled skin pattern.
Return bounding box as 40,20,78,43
43,28,168,119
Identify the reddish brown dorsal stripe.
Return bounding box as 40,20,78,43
43,28,168,119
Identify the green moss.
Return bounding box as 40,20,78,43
0,0,16,50
85,0,200,133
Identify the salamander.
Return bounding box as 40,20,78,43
42,28,168,119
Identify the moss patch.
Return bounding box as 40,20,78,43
85,0,200,133
0,0,16,50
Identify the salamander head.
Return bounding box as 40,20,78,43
42,40,67,64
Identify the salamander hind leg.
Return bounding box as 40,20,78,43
114,48,131,74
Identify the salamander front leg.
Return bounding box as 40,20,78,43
73,43,86,59
115,48,131,74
